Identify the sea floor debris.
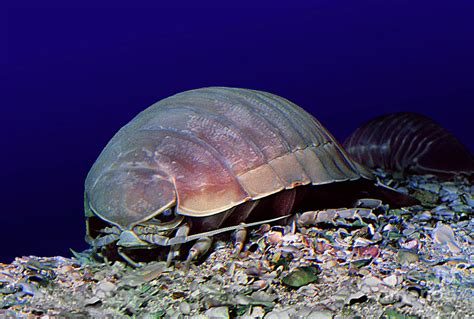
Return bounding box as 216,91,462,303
1,171,473,318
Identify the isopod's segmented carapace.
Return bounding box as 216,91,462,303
85,87,417,264
343,112,474,178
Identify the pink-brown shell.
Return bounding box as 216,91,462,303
343,112,474,177
85,87,373,229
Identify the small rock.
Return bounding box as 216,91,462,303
250,290,276,303
432,223,461,254
264,308,294,319
461,193,474,207
249,306,266,318
397,249,419,265
346,291,367,305
205,306,229,319
295,306,334,319
250,279,268,291
98,280,116,293
364,275,383,287
84,296,101,306
307,310,333,319
233,270,248,285
266,231,283,244
383,274,399,287
281,266,320,288
179,301,191,315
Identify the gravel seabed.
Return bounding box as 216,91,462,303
1,171,473,318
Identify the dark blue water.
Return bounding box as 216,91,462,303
2,1,473,263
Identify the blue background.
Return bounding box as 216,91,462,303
2,1,473,262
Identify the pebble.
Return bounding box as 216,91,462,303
419,183,440,193
307,310,334,319
233,270,248,285
295,306,334,319
413,210,432,221
250,279,268,291
383,274,399,287
204,306,229,319
264,308,293,319
364,276,383,287
0,170,473,318
432,223,461,254
240,306,265,319
98,280,116,293
461,193,474,207
266,231,283,244
179,301,191,315
18,282,35,296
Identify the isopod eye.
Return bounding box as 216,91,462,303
154,207,176,223
162,208,173,217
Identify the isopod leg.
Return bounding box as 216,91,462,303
166,223,190,267
227,201,259,256
184,237,213,269
287,214,298,234
233,226,247,256
117,247,141,268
